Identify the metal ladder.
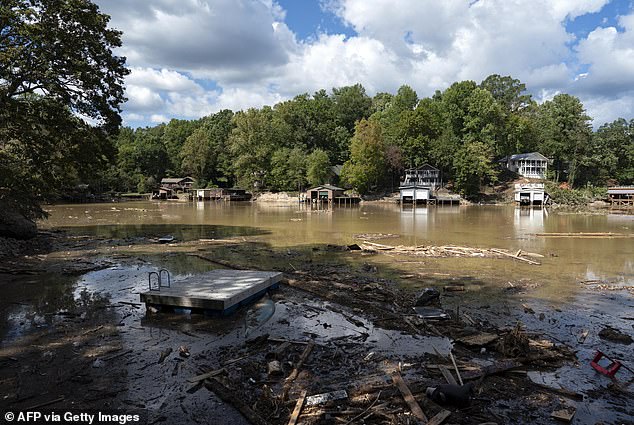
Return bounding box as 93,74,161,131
148,269,171,291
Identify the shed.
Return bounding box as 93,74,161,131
514,183,547,206
306,185,346,202
607,186,634,206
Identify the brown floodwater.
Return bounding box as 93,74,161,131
41,201,634,298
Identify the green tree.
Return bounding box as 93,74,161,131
538,94,592,186
453,142,498,197
229,107,290,189
479,74,532,113
269,147,307,191
341,119,386,194
306,149,332,186
332,84,373,132
0,0,128,226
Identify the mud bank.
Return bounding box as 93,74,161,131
0,233,632,424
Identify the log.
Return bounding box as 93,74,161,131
288,390,307,425
391,372,428,423
490,248,540,265
282,341,315,400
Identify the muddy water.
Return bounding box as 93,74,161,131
43,201,634,292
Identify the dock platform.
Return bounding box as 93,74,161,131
140,270,283,314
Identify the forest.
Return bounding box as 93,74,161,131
103,75,634,199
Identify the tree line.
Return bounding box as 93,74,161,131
103,76,633,198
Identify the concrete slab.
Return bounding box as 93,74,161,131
140,269,282,313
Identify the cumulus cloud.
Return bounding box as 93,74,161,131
94,0,633,127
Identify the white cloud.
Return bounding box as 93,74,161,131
94,0,633,127
150,114,169,124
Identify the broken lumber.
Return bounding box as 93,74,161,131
428,410,452,425
490,248,540,265
288,390,307,425
204,378,269,425
551,407,576,422
449,351,464,386
187,368,226,383
391,372,428,423
282,340,315,400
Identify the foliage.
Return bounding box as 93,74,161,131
341,119,386,194
0,0,128,219
453,142,498,197
306,149,332,187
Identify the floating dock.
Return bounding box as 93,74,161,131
140,270,283,314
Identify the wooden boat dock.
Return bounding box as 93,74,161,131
140,269,283,314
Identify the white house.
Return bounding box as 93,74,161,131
399,165,440,203
514,183,548,206
501,152,549,179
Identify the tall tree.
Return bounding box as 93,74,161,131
538,94,592,186
341,119,386,194
332,84,372,132
306,149,332,186
0,0,128,231
479,74,532,113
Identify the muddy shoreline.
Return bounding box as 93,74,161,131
0,231,633,424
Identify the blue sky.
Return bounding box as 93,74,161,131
96,0,634,128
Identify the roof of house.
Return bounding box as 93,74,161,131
161,177,194,184
405,164,439,172
500,152,549,162
307,184,345,191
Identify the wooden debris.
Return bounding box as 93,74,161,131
522,303,535,314
551,407,576,422
358,241,543,265
439,366,457,385
531,382,583,401
535,232,633,238
282,340,315,400
391,372,428,423
428,410,452,425
204,378,269,425
449,351,464,386
462,359,521,380
187,368,226,383
457,333,498,347
288,390,307,425
443,285,465,292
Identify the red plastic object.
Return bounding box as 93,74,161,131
591,351,622,377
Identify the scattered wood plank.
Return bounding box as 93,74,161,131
490,248,540,265
391,372,428,423
439,366,457,385
187,368,226,383
282,340,315,400
457,333,498,347
204,378,269,425
531,382,583,401
288,390,307,425
551,407,576,422
428,410,451,425
449,351,463,386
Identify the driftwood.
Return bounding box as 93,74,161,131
204,378,270,425
391,372,428,422
449,351,464,386
535,232,634,238
188,368,226,383
360,241,542,265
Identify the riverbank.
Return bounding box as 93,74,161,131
1,224,632,424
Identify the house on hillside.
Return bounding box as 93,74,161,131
160,177,194,191
514,182,548,206
500,152,549,179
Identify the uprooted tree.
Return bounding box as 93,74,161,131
0,0,128,238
